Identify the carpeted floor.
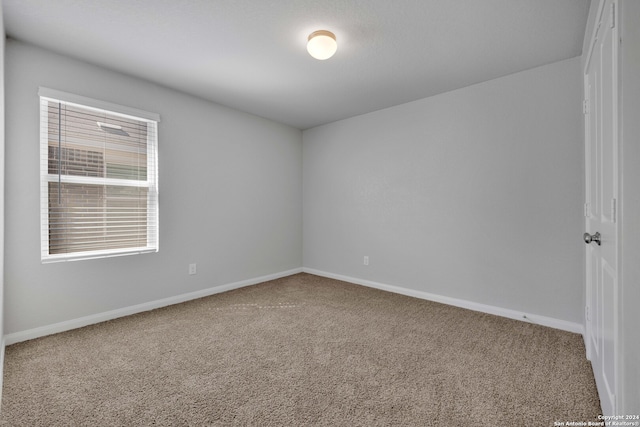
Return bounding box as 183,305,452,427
1,273,601,426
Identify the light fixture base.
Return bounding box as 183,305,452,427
308,30,335,42
307,30,337,60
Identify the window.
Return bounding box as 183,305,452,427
39,88,159,262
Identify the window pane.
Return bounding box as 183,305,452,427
47,101,148,181
48,182,149,255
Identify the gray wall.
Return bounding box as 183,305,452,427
4,40,303,334
0,0,5,361
620,0,640,414
303,57,584,323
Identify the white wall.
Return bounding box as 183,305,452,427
303,57,584,324
619,0,640,414
0,0,6,399
4,40,303,335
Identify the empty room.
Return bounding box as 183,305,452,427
0,0,638,425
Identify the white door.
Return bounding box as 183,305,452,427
584,0,618,416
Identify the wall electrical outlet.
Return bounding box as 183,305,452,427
188,263,197,275
364,256,369,266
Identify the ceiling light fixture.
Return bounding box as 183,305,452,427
307,30,337,60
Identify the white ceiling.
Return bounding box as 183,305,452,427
3,0,590,130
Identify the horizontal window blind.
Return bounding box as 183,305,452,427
39,89,159,262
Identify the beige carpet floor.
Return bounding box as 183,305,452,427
1,273,601,426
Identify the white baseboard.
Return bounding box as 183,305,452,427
303,268,584,335
4,268,303,346
3,267,584,345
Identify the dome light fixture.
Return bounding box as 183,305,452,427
307,30,337,60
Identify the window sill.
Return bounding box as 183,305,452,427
42,247,158,263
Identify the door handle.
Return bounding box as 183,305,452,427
584,232,601,246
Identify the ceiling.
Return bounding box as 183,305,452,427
3,0,590,130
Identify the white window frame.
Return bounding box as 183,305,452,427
39,87,160,263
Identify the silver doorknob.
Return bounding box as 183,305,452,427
584,232,601,246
